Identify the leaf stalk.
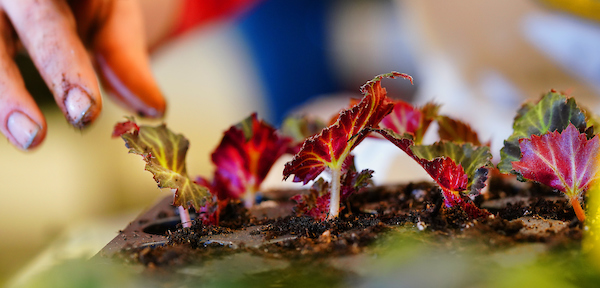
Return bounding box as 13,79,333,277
571,195,586,223
328,168,342,219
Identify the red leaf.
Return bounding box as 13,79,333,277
212,113,291,201
112,117,139,138
383,134,469,193
512,123,600,198
443,190,491,219
379,100,423,136
423,157,469,192
292,178,331,221
283,72,406,184
374,129,490,218
367,100,439,144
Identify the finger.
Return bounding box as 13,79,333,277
0,13,46,150
92,0,166,118
1,0,102,128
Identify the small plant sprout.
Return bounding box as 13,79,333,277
113,117,212,228
498,91,599,223
498,91,588,173
284,72,413,219
511,124,599,222
114,114,291,226
372,129,493,218
378,100,439,145
360,91,490,218
206,113,292,208
292,162,374,221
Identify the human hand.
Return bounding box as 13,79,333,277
0,0,166,150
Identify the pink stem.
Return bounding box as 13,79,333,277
172,189,192,228
178,206,192,228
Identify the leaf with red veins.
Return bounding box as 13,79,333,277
360,98,437,145
373,129,491,218
197,201,219,226
365,129,469,192
212,113,292,201
498,91,587,173
292,178,331,221
112,117,139,138
512,123,600,198
116,120,211,210
379,100,423,135
293,193,331,221
283,72,406,183
411,140,493,194
444,191,491,219
424,157,469,193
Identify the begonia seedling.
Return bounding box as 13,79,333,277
114,113,292,226
499,91,599,222
362,95,490,218
203,113,292,208
372,129,492,218
113,117,211,227
283,72,412,219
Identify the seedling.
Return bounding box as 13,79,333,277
113,117,211,227
372,129,492,218
292,166,374,221
499,92,599,222
114,113,291,226
207,113,292,208
365,94,492,218
284,72,412,219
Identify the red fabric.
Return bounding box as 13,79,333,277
171,0,260,37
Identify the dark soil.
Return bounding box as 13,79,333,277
112,176,584,273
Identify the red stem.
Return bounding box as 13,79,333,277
571,196,586,223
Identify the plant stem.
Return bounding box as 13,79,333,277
328,168,342,219
172,188,192,228
178,206,192,228
571,196,586,223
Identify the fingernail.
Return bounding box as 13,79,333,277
65,88,92,125
7,112,40,150
138,107,160,118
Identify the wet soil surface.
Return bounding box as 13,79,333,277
110,176,585,286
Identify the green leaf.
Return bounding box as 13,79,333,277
498,91,587,173
118,121,212,210
410,141,493,194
